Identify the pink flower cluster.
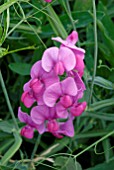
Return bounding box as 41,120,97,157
18,31,87,139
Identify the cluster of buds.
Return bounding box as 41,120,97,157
18,31,87,139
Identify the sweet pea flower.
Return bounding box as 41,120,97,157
42,47,76,75
31,105,74,138
18,107,45,138
52,31,85,77
70,101,87,116
45,0,52,2
43,77,78,118
68,71,86,99
21,61,59,108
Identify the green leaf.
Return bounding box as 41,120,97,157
0,121,15,133
0,131,22,165
9,63,32,75
0,0,18,14
54,156,82,170
89,98,114,111
0,0,10,46
87,160,114,170
74,0,93,11
98,1,114,40
88,76,114,89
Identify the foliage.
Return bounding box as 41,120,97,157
0,0,114,169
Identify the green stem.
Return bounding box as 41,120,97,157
31,134,41,160
0,0,19,14
46,5,67,38
74,130,114,158
88,0,98,105
0,70,19,130
66,0,76,31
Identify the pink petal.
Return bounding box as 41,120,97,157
43,82,62,107
18,107,35,126
31,105,49,125
45,0,52,2
70,101,87,116
30,78,44,94
61,77,77,96
20,125,34,139
56,102,68,118
52,37,67,46
60,95,73,108
30,61,42,78
47,120,59,132
42,70,59,88
42,47,59,72
59,47,76,71
52,37,85,54
66,31,78,44
23,80,31,91
21,91,35,108
54,61,65,75
35,123,46,134
59,118,74,137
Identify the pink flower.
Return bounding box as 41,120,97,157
30,105,74,138
43,77,78,118
70,101,87,116
20,126,34,139
21,61,59,108
45,0,52,2
18,107,45,138
42,47,76,75
52,31,85,77
18,30,87,139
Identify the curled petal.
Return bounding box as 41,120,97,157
70,101,87,116
21,91,35,108
30,78,44,94
20,125,34,139
75,54,85,77
18,107,35,127
42,47,59,72
60,95,73,108
47,120,59,132
30,61,42,78
66,31,78,44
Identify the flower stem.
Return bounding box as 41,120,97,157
0,70,19,130
88,0,98,105
66,0,76,31
74,130,114,158
31,134,41,160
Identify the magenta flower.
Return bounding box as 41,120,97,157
52,31,85,77
42,47,76,75
70,101,87,116
18,107,45,138
30,105,74,138
21,61,59,108
43,77,78,118
45,0,52,2
18,30,87,139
